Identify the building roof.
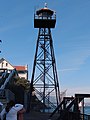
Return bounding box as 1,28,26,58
0,58,5,63
0,58,14,69
14,66,27,71
0,58,28,71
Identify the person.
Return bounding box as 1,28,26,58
17,108,26,120
0,102,3,113
0,100,23,120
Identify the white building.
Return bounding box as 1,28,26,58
0,58,28,79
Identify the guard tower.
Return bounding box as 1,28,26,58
30,3,60,112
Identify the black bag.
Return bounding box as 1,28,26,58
3,113,6,120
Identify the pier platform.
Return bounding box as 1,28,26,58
24,111,58,120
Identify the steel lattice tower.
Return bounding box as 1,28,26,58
29,4,60,112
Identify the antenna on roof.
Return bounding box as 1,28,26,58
44,3,47,8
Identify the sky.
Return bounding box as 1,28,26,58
0,0,90,97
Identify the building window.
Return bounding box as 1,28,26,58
18,71,25,74
21,77,25,79
1,62,3,68
6,63,8,67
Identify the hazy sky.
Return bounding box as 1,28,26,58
0,0,90,96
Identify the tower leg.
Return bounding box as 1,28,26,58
29,28,60,112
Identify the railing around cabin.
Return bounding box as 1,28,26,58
34,12,56,20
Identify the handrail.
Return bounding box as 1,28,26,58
0,69,18,89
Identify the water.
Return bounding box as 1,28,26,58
84,106,90,115
40,106,90,114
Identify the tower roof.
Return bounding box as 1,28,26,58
36,7,54,16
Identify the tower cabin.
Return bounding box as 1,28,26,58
34,3,56,28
